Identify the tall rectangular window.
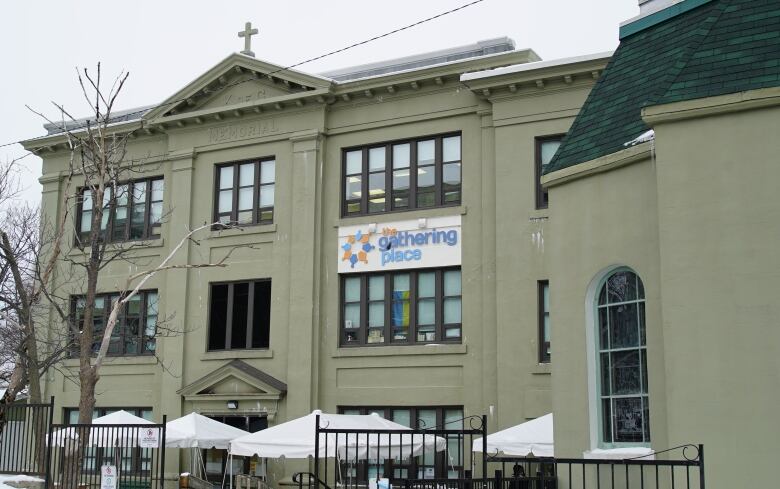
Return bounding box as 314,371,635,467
71,290,158,357
77,177,163,243
338,406,464,480
342,134,461,217
535,135,563,209
538,280,550,363
214,158,275,225
208,280,271,351
340,268,461,346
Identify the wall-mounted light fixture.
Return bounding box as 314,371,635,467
227,400,239,410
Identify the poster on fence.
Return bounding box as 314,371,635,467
139,427,160,448
101,465,117,489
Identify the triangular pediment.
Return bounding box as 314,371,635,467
177,359,287,400
145,53,333,120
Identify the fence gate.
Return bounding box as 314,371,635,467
48,419,167,489
0,396,55,482
296,413,488,489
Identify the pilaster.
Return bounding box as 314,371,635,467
285,130,321,417
160,148,195,478
478,109,499,433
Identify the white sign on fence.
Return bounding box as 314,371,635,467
139,427,159,448
101,464,117,489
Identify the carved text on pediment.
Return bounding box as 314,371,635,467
223,89,268,106
207,119,279,144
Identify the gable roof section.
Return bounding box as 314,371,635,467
177,359,287,399
145,53,333,120
545,0,780,174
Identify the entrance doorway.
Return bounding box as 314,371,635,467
203,415,267,481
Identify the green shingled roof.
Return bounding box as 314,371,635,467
545,0,780,174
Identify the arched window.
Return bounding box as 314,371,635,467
597,269,650,445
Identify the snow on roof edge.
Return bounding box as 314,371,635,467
332,48,537,85
460,51,614,82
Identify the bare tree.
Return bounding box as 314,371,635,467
30,64,241,425
0,156,71,424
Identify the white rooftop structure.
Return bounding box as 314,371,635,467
320,37,517,81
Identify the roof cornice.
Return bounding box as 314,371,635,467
20,120,154,153
541,141,652,188
642,86,780,125
461,53,611,99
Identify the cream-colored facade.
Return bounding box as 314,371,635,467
24,41,609,484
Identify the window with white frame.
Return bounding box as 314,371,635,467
596,269,650,445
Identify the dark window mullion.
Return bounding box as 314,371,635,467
435,270,443,341
142,179,152,239
225,283,234,349
246,281,255,348
384,273,391,345
410,141,418,210
385,145,392,212
385,144,393,212
409,271,418,344
231,163,239,223
435,137,443,207
253,161,260,225
361,148,369,214
140,292,147,355
360,275,368,345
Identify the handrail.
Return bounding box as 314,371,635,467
292,471,335,489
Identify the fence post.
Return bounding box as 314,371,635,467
160,415,167,489
314,414,320,489
698,444,705,489
44,396,55,488
482,415,488,479
464,470,472,489
494,469,503,489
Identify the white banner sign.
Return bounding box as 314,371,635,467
139,427,159,448
338,215,461,273
101,465,117,489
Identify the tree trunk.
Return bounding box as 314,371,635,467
0,360,27,437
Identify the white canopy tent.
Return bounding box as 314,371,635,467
472,414,554,457
48,410,158,447
165,412,250,480
166,412,249,449
229,410,446,460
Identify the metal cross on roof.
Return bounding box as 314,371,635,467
238,22,259,57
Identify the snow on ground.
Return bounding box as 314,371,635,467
0,475,44,489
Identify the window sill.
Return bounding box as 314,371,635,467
200,349,274,360
209,223,277,239
532,362,551,375
335,205,467,227
333,343,466,358
583,447,654,460
67,238,166,256
62,355,158,367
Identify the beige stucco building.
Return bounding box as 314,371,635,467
21,0,780,487
23,37,609,484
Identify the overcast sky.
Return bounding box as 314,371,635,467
0,0,638,205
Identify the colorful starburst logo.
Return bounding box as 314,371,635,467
341,229,375,268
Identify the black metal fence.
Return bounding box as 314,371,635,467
48,419,167,489
0,396,55,480
485,444,705,489
300,414,488,489
296,414,704,489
